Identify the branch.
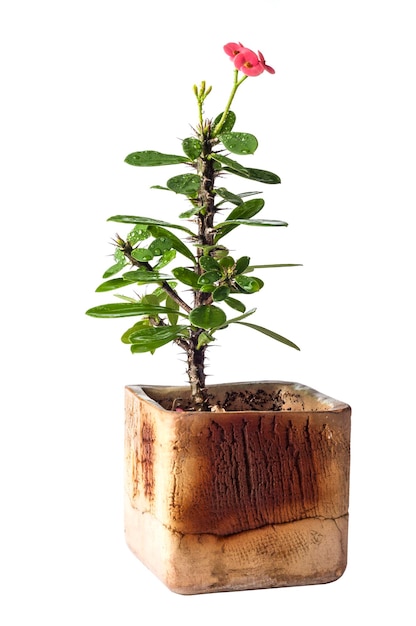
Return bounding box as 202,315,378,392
118,238,193,314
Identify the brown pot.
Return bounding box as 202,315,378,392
124,381,351,594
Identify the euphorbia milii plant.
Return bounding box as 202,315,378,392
86,43,300,410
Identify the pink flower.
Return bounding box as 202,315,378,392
223,42,245,60
223,42,275,77
258,50,275,74
233,47,264,76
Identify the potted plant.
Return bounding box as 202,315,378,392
86,42,351,595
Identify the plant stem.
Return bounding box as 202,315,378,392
186,335,207,409
186,124,217,411
213,70,247,136
186,71,249,408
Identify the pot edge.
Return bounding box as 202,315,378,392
125,380,351,414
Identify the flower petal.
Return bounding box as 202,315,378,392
258,50,275,74
233,48,264,76
240,63,264,77
224,42,245,59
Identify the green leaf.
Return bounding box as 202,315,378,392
234,275,262,293
235,256,251,275
172,267,199,289
219,255,235,270
222,307,256,327
153,249,177,270
189,305,227,330
108,215,195,236
219,132,258,155
102,260,126,279
166,174,200,197
114,294,138,303
216,218,288,230
122,270,173,283
141,294,163,308
178,206,201,219
223,166,281,184
131,248,154,262
149,287,169,303
121,320,151,344
228,198,265,221
125,151,189,166
214,198,265,241
199,256,221,272
114,248,125,263
209,153,249,175
212,285,230,301
85,303,188,318
182,137,202,160
127,225,150,244
215,187,244,206
95,278,135,292
129,325,189,353
237,191,263,199
199,284,214,293
235,322,300,351
224,297,246,313
196,331,215,350
165,296,179,326
213,110,236,134
148,225,196,263
197,270,222,285
253,276,264,289
148,236,172,256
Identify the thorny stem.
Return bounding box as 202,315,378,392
187,72,247,410
186,121,218,410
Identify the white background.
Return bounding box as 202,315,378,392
1,0,415,623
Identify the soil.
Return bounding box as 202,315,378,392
157,387,305,413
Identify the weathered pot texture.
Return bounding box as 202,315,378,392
124,381,351,594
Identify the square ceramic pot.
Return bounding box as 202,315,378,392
124,381,351,594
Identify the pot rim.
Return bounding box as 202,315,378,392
126,380,350,414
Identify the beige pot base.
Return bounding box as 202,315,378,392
126,505,348,594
